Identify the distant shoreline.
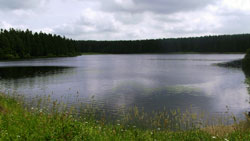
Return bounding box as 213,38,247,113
215,59,243,68
81,52,245,55
0,53,245,61
0,54,80,61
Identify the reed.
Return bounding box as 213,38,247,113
0,92,249,140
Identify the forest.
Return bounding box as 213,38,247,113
78,34,250,53
0,29,78,59
1,29,250,60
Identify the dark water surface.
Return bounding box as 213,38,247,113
0,54,249,119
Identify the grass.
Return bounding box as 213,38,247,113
0,93,249,140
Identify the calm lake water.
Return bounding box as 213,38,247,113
0,54,249,120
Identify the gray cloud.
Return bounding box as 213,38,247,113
53,9,119,40
0,0,48,10
99,0,217,14
215,13,250,34
1,0,250,40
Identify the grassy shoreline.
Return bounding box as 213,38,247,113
0,93,249,140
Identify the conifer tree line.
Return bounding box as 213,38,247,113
0,28,78,59
1,28,250,60
78,34,250,53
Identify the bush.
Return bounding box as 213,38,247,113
2,54,18,59
242,49,250,75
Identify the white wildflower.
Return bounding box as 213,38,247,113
212,136,216,139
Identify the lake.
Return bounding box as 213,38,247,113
0,54,249,122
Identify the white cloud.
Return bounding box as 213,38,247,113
0,21,28,30
0,0,250,40
34,27,54,34
53,8,120,40
221,0,250,12
0,21,12,29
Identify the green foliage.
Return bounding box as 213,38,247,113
0,94,249,140
0,29,78,60
78,34,250,53
242,49,250,75
2,54,17,59
1,28,250,60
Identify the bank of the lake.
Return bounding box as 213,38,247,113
0,93,249,140
215,59,243,68
0,53,81,61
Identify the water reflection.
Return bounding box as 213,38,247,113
0,54,248,121
0,66,75,96
0,66,74,79
242,66,250,112
95,83,212,114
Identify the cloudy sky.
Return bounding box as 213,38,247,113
0,0,250,40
